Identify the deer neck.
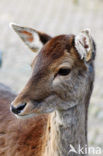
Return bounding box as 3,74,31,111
43,102,88,156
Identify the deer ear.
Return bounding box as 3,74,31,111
75,29,94,62
10,23,52,52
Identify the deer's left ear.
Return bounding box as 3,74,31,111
75,29,94,62
10,23,52,52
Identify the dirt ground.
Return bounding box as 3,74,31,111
0,0,103,155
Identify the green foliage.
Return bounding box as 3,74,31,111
73,0,79,5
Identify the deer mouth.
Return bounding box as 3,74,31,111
10,100,42,118
11,97,56,119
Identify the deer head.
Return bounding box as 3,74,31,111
10,24,95,119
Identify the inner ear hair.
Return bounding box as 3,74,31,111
75,29,95,62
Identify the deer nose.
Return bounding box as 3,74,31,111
11,103,27,115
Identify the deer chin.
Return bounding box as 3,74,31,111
15,108,54,120
15,113,38,120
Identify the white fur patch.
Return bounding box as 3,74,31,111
28,31,43,50
53,77,61,86
15,113,38,120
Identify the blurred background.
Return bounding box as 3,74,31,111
0,0,103,155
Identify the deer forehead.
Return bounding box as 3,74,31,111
41,35,74,57
32,35,78,71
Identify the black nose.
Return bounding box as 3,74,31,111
11,103,27,115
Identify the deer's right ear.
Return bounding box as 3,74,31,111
10,23,52,52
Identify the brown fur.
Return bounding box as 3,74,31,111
12,35,84,108
0,30,96,155
0,83,48,156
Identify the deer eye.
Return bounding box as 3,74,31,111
58,68,71,76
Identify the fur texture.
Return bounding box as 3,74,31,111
0,83,48,156
0,27,96,155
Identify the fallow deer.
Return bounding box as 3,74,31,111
0,24,96,156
